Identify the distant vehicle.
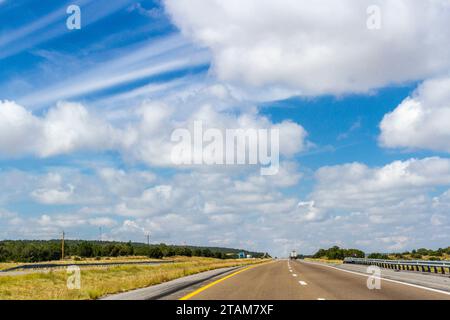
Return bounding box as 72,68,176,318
238,252,246,259
290,250,298,260
246,254,252,259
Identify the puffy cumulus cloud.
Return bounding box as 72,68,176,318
316,157,450,194
2,158,450,254
0,100,119,158
380,77,450,152
296,201,325,222
312,157,450,212
87,217,118,228
0,161,309,252
164,0,450,96
378,236,410,251
114,185,178,217
119,103,307,169
0,166,158,209
97,168,156,196
29,171,108,205
31,184,75,205
230,159,450,254
286,157,450,252
0,99,308,168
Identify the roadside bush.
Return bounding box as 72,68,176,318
368,253,389,260
313,246,365,260
148,247,163,259
428,257,441,261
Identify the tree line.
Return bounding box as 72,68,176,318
0,240,268,263
312,246,365,260
310,246,450,261
368,247,450,261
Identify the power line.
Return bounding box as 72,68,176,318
61,230,65,260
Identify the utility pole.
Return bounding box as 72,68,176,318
61,230,65,260
99,227,102,242
146,233,150,246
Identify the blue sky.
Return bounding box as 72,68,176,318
1,0,450,256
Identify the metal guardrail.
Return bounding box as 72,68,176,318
0,260,175,273
344,257,450,275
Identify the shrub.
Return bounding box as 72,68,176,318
148,247,163,259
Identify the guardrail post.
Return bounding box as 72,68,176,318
342,258,450,276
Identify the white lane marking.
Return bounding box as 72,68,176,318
289,269,293,273
293,274,298,277
317,298,325,300
299,281,307,286
299,260,450,296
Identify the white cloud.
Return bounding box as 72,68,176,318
31,184,75,205
18,35,208,108
378,236,410,251
0,209,17,219
316,157,450,193
115,185,176,217
0,100,119,157
296,201,324,222
311,157,450,215
0,99,308,170
2,157,450,254
164,0,450,95
87,217,118,228
0,100,40,156
37,214,86,228
380,77,450,152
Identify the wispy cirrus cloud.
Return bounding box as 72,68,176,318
17,34,210,108
0,0,136,60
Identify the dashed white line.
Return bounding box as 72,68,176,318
299,281,307,286
317,298,325,300
292,274,298,277
299,260,450,297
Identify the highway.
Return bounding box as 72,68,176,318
171,260,450,300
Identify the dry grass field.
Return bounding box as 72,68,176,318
0,255,160,271
304,258,343,264
0,257,268,300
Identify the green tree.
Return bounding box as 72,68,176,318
149,247,163,259
77,242,94,257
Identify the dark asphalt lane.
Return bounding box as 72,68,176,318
179,260,450,300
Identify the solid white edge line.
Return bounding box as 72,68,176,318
299,260,450,296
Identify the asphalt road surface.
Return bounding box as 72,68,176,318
175,260,450,300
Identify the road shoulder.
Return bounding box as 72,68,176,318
101,266,243,300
